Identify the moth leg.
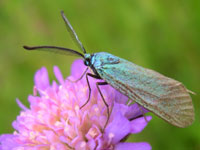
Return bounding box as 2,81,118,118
67,67,88,83
138,104,148,123
80,73,101,109
96,82,110,131
129,99,148,122
127,98,135,106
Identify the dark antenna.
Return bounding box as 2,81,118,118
61,11,86,54
23,45,84,58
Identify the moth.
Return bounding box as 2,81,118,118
24,11,195,128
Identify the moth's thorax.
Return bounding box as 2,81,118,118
92,52,120,69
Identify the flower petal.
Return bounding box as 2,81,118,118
70,59,86,78
105,111,131,144
16,98,29,111
111,102,129,119
125,103,148,120
34,67,50,91
54,66,64,84
114,90,128,104
115,142,151,150
130,116,152,134
0,134,20,150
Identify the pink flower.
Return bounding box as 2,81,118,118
0,59,151,150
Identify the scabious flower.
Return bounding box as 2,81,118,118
0,59,152,150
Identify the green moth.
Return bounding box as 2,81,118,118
24,11,195,128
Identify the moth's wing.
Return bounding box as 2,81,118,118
96,58,194,127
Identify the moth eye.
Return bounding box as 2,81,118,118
84,59,90,66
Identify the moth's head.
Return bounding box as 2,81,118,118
84,53,92,66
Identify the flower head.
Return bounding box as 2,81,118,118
0,59,151,150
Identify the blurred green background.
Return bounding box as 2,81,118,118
0,0,199,149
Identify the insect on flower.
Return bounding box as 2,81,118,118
24,11,195,128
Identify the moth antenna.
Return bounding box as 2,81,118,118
61,11,87,54
23,45,84,58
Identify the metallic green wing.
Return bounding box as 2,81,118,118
93,52,194,127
